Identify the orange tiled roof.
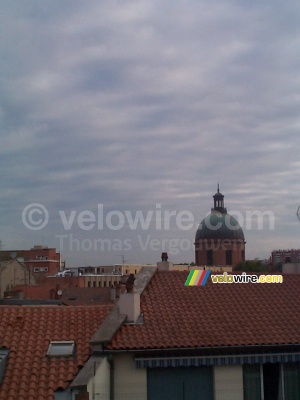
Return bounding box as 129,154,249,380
0,305,112,400
108,271,300,350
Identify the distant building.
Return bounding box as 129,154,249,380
0,259,34,298
195,187,246,269
61,287,116,306
78,263,157,287
79,263,157,277
5,283,116,306
79,264,122,275
271,249,300,264
0,245,63,281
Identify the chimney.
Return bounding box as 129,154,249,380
118,274,140,322
16,290,24,300
117,266,157,323
157,252,173,271
110,286,116,302
119,283,126,294
118,292,140,323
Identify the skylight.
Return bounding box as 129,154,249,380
47,341,75,356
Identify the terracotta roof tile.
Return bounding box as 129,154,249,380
0,305,112,400
108,271,300,350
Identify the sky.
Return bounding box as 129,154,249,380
1,0,300,267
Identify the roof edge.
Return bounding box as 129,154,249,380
134,266,157,294
90,306,126,346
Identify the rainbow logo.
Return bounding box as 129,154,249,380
185,270,211,286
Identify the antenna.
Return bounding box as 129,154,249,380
120,254,125,276
118,254,130,276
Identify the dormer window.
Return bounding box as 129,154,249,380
47,341,75,356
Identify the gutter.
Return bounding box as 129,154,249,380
107,354,114,400
100,342,300,355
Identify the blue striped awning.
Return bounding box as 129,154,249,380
135,353,300,368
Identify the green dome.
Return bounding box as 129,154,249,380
195,211,245,242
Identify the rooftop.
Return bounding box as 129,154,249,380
0,305,112,400
61,287,114,306
108,270,300,351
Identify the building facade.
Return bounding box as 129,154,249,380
0,259,33,298
0,245,62,281
272,249,300,264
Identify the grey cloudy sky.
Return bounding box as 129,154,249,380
1,0,300,266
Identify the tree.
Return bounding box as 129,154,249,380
235,260,268,272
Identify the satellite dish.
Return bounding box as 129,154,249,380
57,290,63,296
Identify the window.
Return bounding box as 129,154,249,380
226,250,232,265
284,363,300,400
67,296,77,301
207,250,213,266
33,267,49,272
263,363,281,400
47,341,75,356
243,363,300,400
243,364,261,400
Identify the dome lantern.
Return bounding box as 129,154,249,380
212,184,227,213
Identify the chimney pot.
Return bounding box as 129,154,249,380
161,252,168,262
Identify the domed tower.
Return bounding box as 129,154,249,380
195,186,245,269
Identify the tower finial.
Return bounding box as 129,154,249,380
217,183,220,193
